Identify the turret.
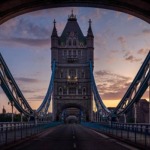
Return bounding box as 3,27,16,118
86,19,94,48
51,19,58,48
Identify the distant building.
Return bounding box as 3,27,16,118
127,99,149,123
2,106,6,114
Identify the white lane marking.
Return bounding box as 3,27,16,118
115,141,139,150
73,135,75,139
73,143,76,149
90,129,109,138
90,129,139,150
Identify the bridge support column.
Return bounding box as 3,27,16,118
124,114,126,124
21,113,23,122
96,112,98,122
97,112,99,122
134,103,137,124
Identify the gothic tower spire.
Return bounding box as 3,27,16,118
51,19,58,37
51,19,58,48
87,19,93,37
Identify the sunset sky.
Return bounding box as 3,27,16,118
0,7,150,113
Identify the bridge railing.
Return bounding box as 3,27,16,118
82,122,150,149
108,123,150,148
0,122,61,146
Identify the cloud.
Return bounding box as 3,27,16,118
94,34,107,51
142,29,150,35
94,57,100,61
86,8,103,21
0,18,19,37
94,70,131,100
127,15,135,21
123,51,142,62
0,17,51,39
0,38,51,48
117,36,126,45
115,11,122,18
137,48,149,55
124,55,142,62
117,36,127,50
14,18,51,38
28,95,45,101
22,89,36,93
15,77,39,83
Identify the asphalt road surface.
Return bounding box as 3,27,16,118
13,124,139,150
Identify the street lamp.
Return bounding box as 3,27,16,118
8,101,14,122
148,80,150,124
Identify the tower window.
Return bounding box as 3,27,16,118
60,70,63,78
73,50,76,57
64,50,67,56
69,87,76,95
82,70,85,78
69,39,71,46
73,39,76,46
69,50,71,56
59,87,63,95
78,88,82,95
82,87,86,95
63,88,67,95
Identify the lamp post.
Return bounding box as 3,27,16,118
8,101,14,122
148,80,150,124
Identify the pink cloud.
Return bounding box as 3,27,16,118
137,48,149,55
95,70,131,100
127,15,135,21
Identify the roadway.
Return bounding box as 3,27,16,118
12,124,139,150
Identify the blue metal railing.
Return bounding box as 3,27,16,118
82,122,150,148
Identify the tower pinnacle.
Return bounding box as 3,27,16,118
87,19,93,37
51,19,58,37
68,10,76,21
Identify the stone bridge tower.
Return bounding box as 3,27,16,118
51,12,94,121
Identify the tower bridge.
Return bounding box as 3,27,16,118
0,12,149,123
0,11,150,150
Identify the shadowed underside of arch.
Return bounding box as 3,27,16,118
60,103,84,113
0,0,150,24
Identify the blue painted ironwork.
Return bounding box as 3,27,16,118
0,53,33,116
0,53,56,117
36,61,56,114
89,61,110,115
89,51,150,118
113,51,150,116
0,50,149,119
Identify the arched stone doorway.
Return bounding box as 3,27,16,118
55,103,88,122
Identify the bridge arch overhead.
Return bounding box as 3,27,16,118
0,0,150,24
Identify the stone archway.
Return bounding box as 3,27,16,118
0,0,150,24
55,103,88,122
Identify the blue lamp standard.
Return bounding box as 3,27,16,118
8,101,14,122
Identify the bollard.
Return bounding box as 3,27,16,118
5,126,8,145
14,124,16,142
